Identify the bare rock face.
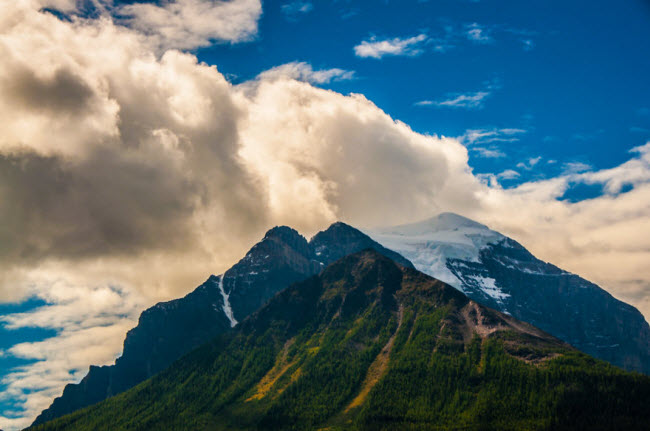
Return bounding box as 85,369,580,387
473,240,650,373
33,223,413,427
225,226,323,321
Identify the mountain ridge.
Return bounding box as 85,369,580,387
32,214,650,428
31,223,413,427
31,250,650,431
366,212,650,373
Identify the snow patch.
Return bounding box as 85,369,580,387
466,276,510,303
217,275,238,327
365,213,504,291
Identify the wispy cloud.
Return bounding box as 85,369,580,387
416,78,500,110
281,1,313,21
355,21,533,59
562,161,593,174
497,169,521,180
416,91,491,109
473,147,506,158
460,127,527,159
517,156,542,170
461,127,527,145
257,62,355,84
464,23,493,44
354,34,428,59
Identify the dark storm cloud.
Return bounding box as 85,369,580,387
0,148,199,262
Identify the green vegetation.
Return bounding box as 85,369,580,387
33,252,650,431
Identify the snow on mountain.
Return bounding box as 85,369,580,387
366,212,650,374
215,275,237,327
365,212,507,298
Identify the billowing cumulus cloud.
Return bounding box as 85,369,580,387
1,1,650,428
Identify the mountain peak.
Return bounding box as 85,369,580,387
365,214,503,289
377,212,490,236
310,222,414,269
247,225,312,259
263,225,305,243
312,221,363,238
435,212,489,229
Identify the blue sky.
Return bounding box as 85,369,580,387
195,0,650,189
1,0,650,429
0,300,56,419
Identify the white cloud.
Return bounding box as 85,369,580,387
2,3,650,428
257,62,354,84
0,281,143,430
354,21,516,59
576,143,650,194
461,128,527,146
465,23,492,44
118,0,262,50
418,78,500,110
1,320,137,430
473,147,506,158
497,169,520,180
459,126,527,159
35,0,79,12
516,156,542,170
562,161,593,174
281,1,313,21
354,34,428,59
417,91,491,109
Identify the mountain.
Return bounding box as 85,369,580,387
32,250,650,431
365,212,650,374
32,223,413,426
